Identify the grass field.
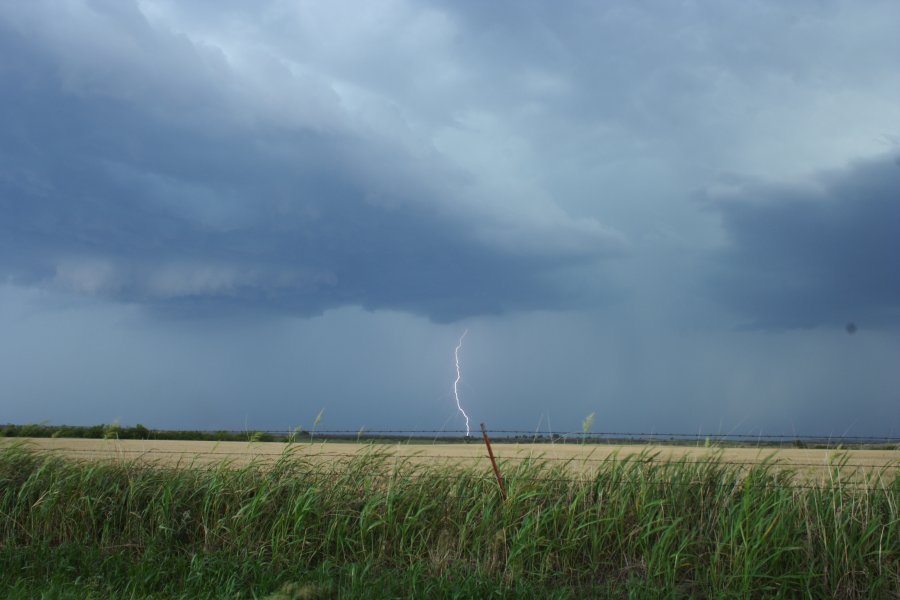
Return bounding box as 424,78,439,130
2,439,898,598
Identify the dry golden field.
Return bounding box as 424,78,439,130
4,437,898,483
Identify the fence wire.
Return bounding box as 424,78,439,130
133,428,900,443
23,446,897,470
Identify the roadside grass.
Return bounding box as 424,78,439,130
1,443,897,598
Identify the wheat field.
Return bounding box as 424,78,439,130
4,437,898,481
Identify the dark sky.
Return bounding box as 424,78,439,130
1,0,898,436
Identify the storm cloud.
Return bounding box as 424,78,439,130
0,1,625,322
1,0,899,435
708,155,900,329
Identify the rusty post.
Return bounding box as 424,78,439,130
480,422,507,501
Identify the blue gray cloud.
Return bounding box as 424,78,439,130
0,1,625,322
1,0,899,435
707,155,900,329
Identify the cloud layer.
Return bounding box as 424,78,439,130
2,0,899,436
0,0,626,322
708,155,900,329
3,0,899,326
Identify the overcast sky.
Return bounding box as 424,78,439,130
1,0,898,436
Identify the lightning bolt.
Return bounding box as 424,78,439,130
453,329,471,436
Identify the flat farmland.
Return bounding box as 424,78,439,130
3,436,899,597
5,437,898,482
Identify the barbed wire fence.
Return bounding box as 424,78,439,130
5,421,899,444
27,446,899,468
130,427,900,443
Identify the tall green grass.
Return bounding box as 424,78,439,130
1,443,897,598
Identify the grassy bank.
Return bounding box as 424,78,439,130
1,444,898,598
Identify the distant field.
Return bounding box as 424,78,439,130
4,437,898,481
